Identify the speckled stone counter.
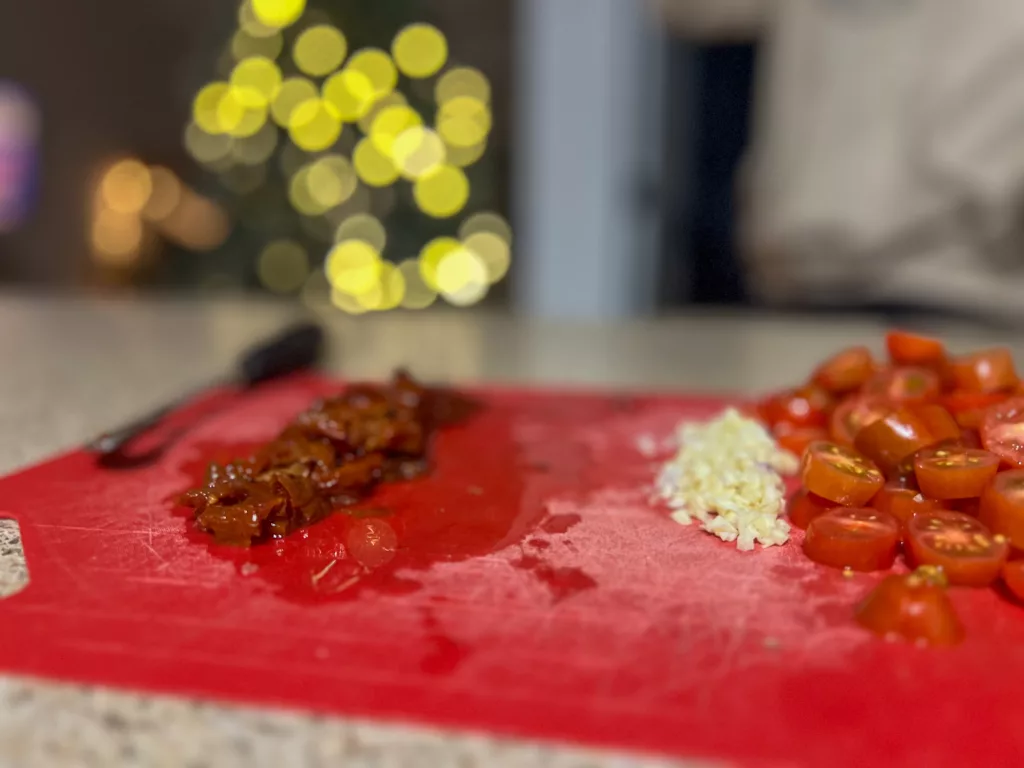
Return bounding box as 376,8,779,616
0,295,1010,767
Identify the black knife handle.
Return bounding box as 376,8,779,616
238,322,325,387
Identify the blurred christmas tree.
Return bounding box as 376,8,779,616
176,0,512,312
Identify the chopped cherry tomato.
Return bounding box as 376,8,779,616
776,427,829,458
801,442,885,506
1002,560,1024,602
950,497,981,517
853,408,935,475
871,481,941,530
758,385,833,430
803,507,899,571
959,428,983,449
913,446,999,499
979,470,1024,548
863,367,941,403
812,346,875,395
981,397,1024,468
886,330,946,368
949,348,1018,394
912,404,961,445
786,488,836,530
854,567,964,646
942,391,1008,429
905,511,1008,587
829,395,891,445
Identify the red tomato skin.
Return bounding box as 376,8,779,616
854,570,964,646
853,408,935,476
905,511,1008,587
758,386,832,430
913,448,999,500
1003,560,1024,602
979,470,1024,548
871,482,941,532
776,427,829,458
912,404,961,445
886,331,946,368
950,348,1018,394
829,396,892,446
863,367,941,404
981,397,1024,468
812,346,875,394
803,507,900,572
786,489,835,530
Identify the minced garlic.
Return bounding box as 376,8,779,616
656,408,799,550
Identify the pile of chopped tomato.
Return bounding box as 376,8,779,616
758,330,1024,646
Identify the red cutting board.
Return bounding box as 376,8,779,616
2,375,1024,767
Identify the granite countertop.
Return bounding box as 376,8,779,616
0,295,1012,767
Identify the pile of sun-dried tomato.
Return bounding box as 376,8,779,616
179,370,472,546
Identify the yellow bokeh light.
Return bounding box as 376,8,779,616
398,258,437,309
352,137,398,187
213,88,247,134
357,91,406,134
143,167,182,222
334,213,386,252
346,48,397,100
193,82,233,135
418,236,461,290
392,126,445,180
231,29,283,62
463,231,510,284
288,99,342,151
251,0,306,29
271,77,318,126
436,66,490,105
239,0,279,38
91,208,143,265
293,25,347,77
392,23,448,79
230,56,282,108
458,210,513,245
100,159,152,215
226,103,268,138
220,164,266,194
413,163,469,218
288,165,329,216
325,239,382,295
257,239,308,293
436,246,488,306
359,261,405,311
307,154,357,209
232,122,278,164
436,96,491,148
158,192,231,251
369,104,422,158
330,287,368,315
322,69,376,122
445,139,486,168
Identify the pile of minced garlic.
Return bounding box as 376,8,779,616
656,408,800,550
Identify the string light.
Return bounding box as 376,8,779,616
238,0,279,38
142,167,182,222
230,56,281,108
231,29,283,61
345,48,397,100
91,208,143,265
436,95,491,148
100,159,152,214
435,66,490,105
271,77,318,126
251,0,306,30
330,287,367,315
369,104,422,158
445,139,486,168
232,122,278,164
391,23,448,79
193,82,233,134
335,213,386,252
463,231,510,283
307,154,357,209
417,236,461,290
288,165,328,216
413,164,469,218
458,210,513,244
357,91,406,135
288,98,341,151
293,25,347,76
352,137,398,187
322,69,376,122
398,258,437,309
392,126,445,180
257,239,308,293
325,239,382,295
436,245,488,306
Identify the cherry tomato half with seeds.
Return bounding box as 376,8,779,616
803,507,900,572
829,395,892,445
801,442,885,506
853,407,935,476
913,447,999,500
905,510,1008,587
757,385,832,430
981,397,1024,468
979,470,1024,548
912,404,961,445
786,488,836,530
871,481,941,531
812,346,875,394
885,330,946,368
1002,560,1024,602
949,347,1018,394
854,567,964,646
863,367,941,404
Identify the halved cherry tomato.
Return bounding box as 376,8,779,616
812,346,875,394
871,481,941,530
1002,560,1024,602
853,407,935,475
801,442,885,506
863,367,941,404
949,347,1018,394
905,510,1008,587
803,507,900,571
979,470,1024,548
913,446,999,499
786,488,836,530
886,330,946,368
981,397,1024,468
942,391,1008,429
776,427,829,458
912,404,961,445
757,385,832,430
854,567,964,646
829,395,892,445
958,428,983,449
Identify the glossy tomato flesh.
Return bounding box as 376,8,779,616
863,367,941,403
912,404,962,445
981,397,1024,468
1003,560,1024,602
786,488,836,530
943,392,1008,430
980,470,1024,548
812,346,875,394
854,568,964,645
801,442,885,506
829,396,892,446
950,348,1018,394
758,385,832,430
885,330,946,368
906,510,1008,587
853,407,935,475
913,446,999,500
803,507,900,571
871,481,941,531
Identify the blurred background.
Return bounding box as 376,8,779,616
3,0,1021,322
